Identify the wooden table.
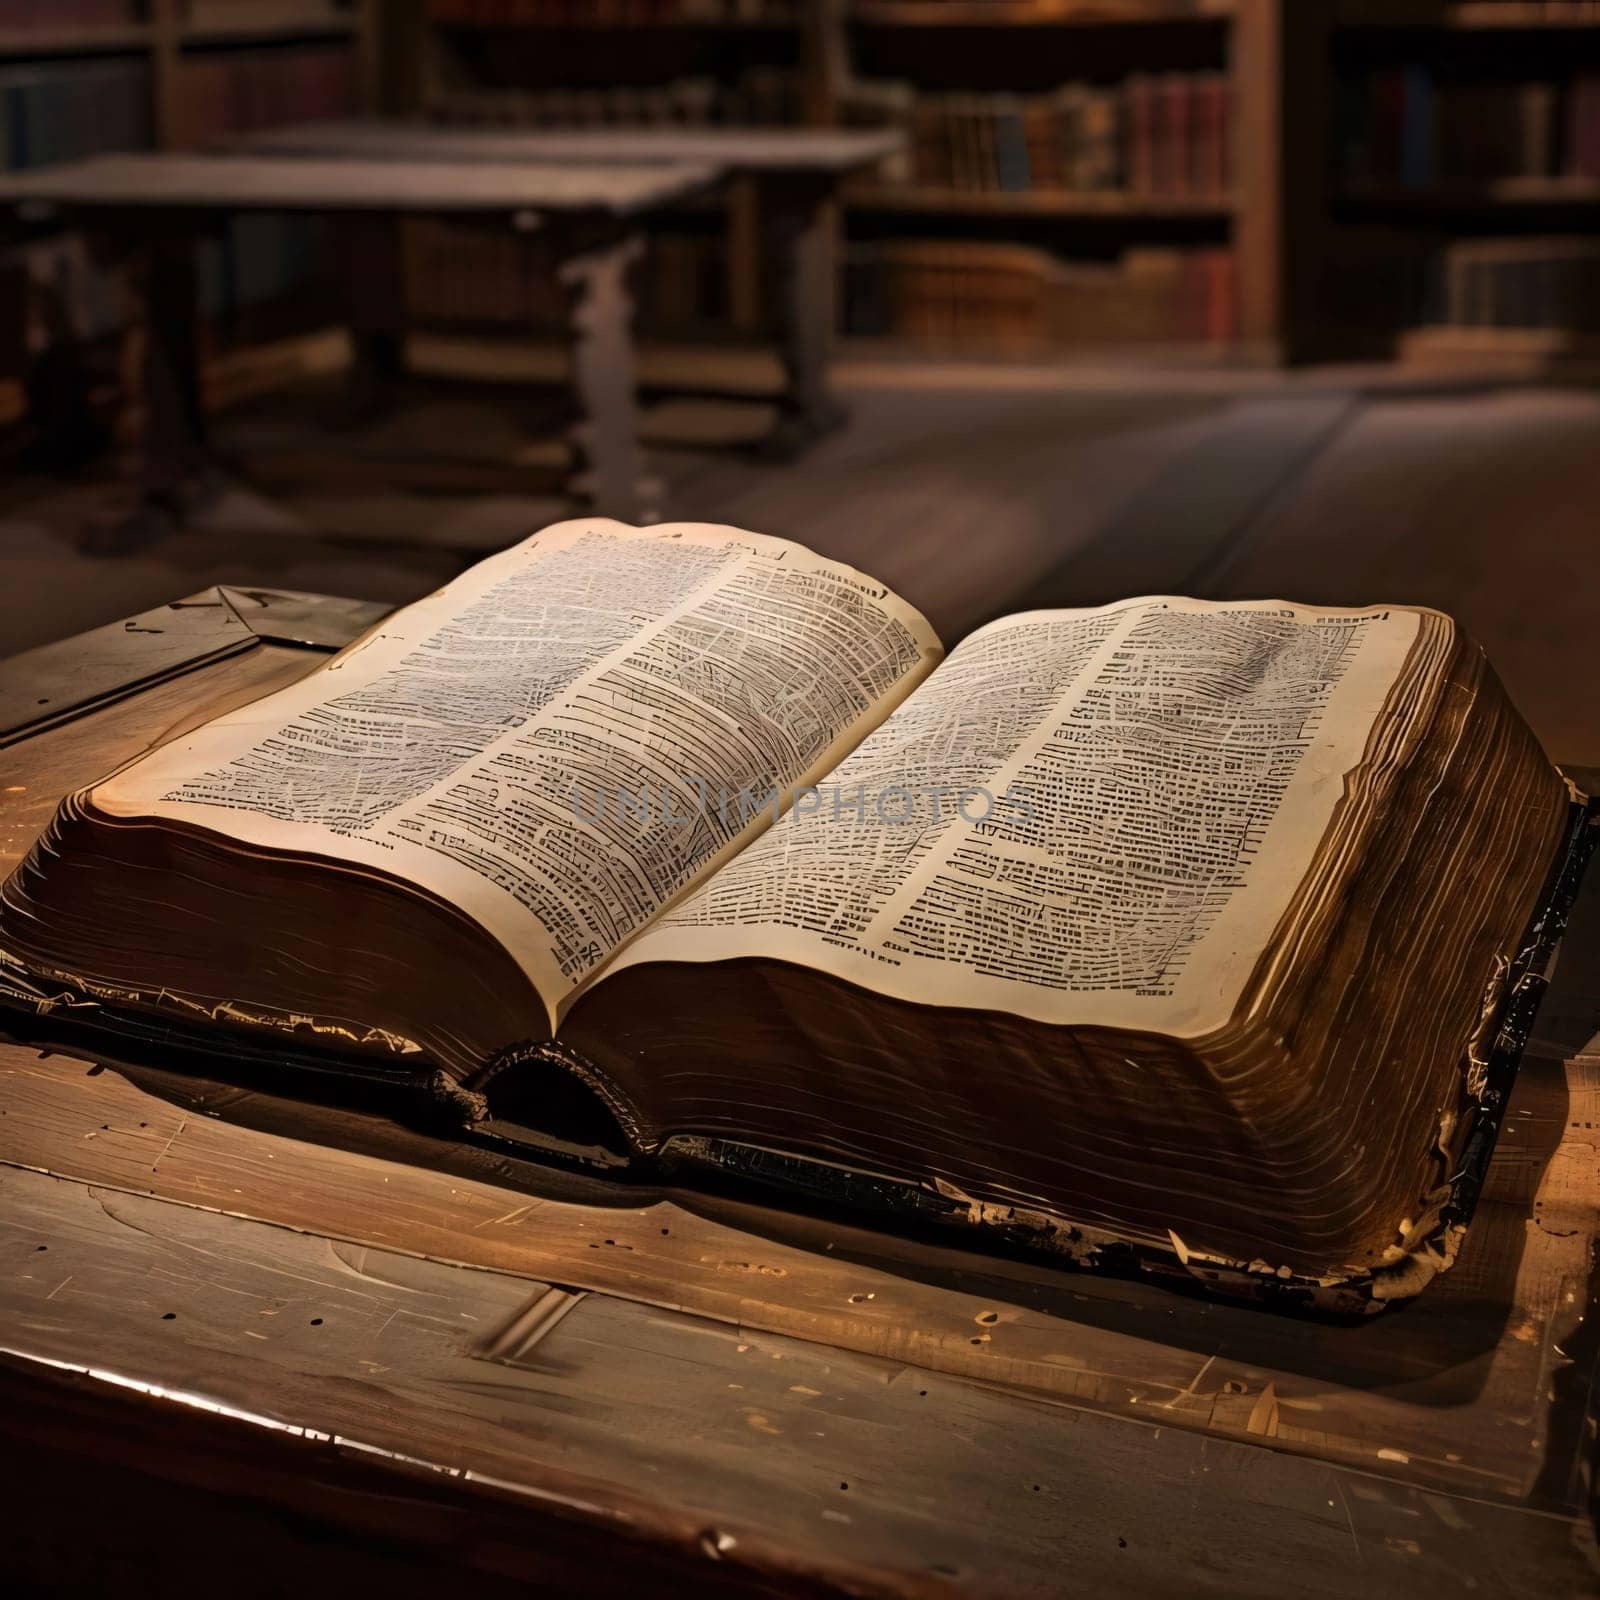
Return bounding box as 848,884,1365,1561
2,623,1598,1597
0,151,721,531
241,121,905,462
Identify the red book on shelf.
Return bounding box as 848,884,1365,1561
179,57,230,149
1190,74,1231,197
1023,99,1060,191
1175,251,1207,340
1206,249,1238,343
1124,74,1158,195
1154,74,1190,195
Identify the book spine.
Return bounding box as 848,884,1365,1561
1400,65,1434,189
1191,73,1228,197
1519,82,1557,178
994,100,1031,194
839,241,1239,352
0,58,151,172
1155,73,1189,196
843,73,1235,199
1124,74,1157,196
1568,74,1600,179
1023,99,1057,192
1339,69,1600,188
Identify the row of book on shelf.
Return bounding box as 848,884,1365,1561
1,60,149,171
403,221,729,333
185,1,356,26
843,242,1238,349
1461,2,1600,17
425,0,799,23
837,237,1600,352
428,68,802,128
170,42,355,324
845,73,1233,197
1339,69,1600,186
0,46,356,171
174,44,356,149
22,226,1593,367
1,1,356,30
399,218,1240,350
1,1,137,27
1421,236,1600,332
1,46,354,362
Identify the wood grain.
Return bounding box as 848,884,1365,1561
3,1162,1594,1599
1,1041,1594,1511
0,642,318,883
5,646,1600,1512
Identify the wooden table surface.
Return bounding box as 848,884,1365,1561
0,151,720,218
1,640,1597,1597
241,119,906,175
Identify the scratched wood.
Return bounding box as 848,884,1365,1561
2,1043,1595,1514
3,642,1598,1526
0,641,318,882
2,1165,1591,1600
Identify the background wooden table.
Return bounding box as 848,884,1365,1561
240,120,907,461
0,152,722,531
1,629,1597,1597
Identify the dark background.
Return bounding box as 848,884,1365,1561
2,0,1596,764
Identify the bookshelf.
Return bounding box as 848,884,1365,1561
0,1,380,435
816,0,1596,366
0,26,154,58
425,10,801,29
845,2,1237,26
1335,1,1600,31
818,0,1598,366
407,0,828,339
400,0,1273,357
0,6,378,154
847,187,1234,215
8,0,1591,406
820,0,1285,356
180,16,361,47
1343,178,1600,211
1325,0,1600,369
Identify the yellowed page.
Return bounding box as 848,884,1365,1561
602,597,1425,1037
93,520,941,1029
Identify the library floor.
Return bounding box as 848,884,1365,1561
4,354,1598,766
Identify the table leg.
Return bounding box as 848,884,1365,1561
75,228,218,552
139,230,211,509
9,244,104,472
0,253,26,378
761,174,848,462
335,214,406,425
558,233,657,525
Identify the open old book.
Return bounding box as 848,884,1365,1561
0,521,1588,1307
